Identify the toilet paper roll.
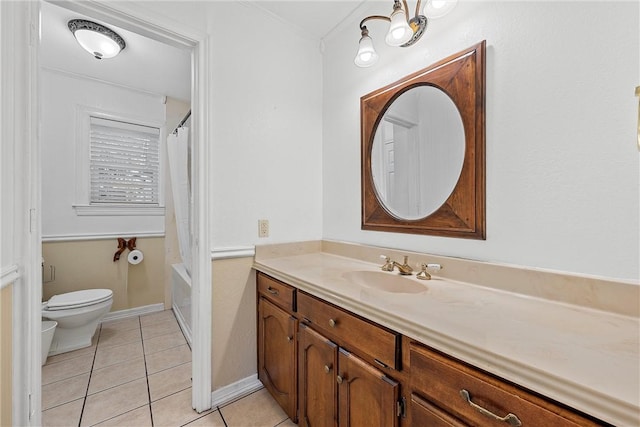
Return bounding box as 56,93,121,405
127,249,144,265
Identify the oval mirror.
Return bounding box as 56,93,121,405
361,41,486,239
371,86,465,220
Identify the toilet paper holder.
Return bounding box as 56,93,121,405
113,237,137,262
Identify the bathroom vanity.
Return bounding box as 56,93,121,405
254,241,639,426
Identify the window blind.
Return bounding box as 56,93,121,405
89,116,160,204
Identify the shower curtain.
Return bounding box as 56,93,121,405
167,126,192,276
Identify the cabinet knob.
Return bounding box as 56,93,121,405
324,364,332,374
328,318,337,328
336,375,343,384
286,336,293,342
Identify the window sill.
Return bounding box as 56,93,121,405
73,204,165,216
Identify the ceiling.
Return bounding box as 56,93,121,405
39,1,382,101
250,1,370,41
40,1,192,101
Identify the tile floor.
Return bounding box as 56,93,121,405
42,309,295,427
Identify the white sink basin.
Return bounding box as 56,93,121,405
342,271,428,294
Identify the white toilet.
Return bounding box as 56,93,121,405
42,289,113,356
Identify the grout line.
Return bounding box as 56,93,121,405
82,404,150,427
145,360,191,382
217,406,229,427
139,316,156,427
77,324,101,427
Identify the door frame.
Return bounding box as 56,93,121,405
22,1,213,423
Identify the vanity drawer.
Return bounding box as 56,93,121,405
410,343,601,427
257,272,296,312
297,291,400,370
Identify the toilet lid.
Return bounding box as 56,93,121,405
45,289,113,310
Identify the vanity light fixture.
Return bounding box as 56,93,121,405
68,19,126,60
354,0,458,67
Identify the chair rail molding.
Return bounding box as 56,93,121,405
0,265,19,289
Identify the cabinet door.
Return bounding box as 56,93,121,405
298,323,338,427
258,297,297,421
337,348,399,427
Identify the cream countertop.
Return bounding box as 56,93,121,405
253,241,640,427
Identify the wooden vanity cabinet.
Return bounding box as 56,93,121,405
257,273,297,422
298,322,400,427
256,272,608,427
409,343,604,427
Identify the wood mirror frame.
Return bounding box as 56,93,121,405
361,41,486,239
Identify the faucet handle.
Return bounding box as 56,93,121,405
380,255,394,271
415,262,443,280
416,263,431,280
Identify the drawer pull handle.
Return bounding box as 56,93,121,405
459,389,522,427
328,318,337,328
336,375,344,384
267,287,279,296
324,364,332,374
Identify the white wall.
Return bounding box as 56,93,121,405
40,69,167,239
322,1,639,281
122,1,324,250
206,2,323,249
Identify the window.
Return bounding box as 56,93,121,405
89,116,160,205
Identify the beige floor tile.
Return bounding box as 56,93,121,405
80,378,149,426
42,398,84,427
148,361,192,402
97,326,142,348
42,373,90,410
220,389,288,427
100,316,140,332
45,342,97,365
93,340,143,369
92,405,152,427
141,318,181,340
151,388,213,427
145,343,191,374
140,309,177,326
143,330,187,355
88,356,146,395
42,354,94,385
183,410,226,426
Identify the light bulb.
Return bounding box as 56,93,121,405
385,7,413,46
424,0,458,18
354,31,379,67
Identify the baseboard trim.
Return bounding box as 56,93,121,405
101,303,165,323
172,302,193,347
211,375,263,408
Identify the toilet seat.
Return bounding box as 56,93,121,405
44,289,113,311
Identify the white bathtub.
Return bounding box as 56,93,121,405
171,263,192,346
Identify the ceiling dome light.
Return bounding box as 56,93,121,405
424,0,458,18
68,19,126,60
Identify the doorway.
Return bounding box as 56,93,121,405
26,1,212,424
